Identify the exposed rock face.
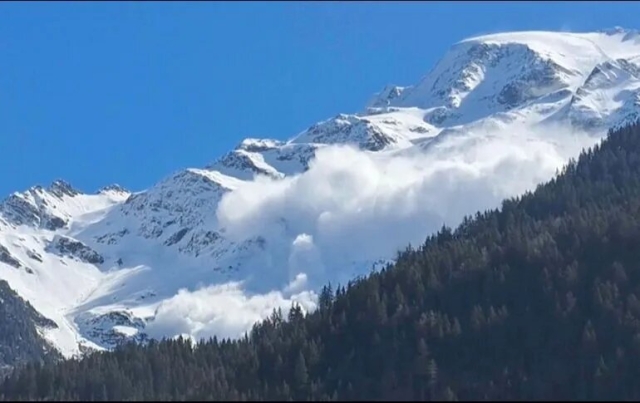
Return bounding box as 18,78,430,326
47,236,104,265
0,193,68,230
0,245,22,269
0,280,60,369
99,184,129,194
49,180,80,198
75,311,147,350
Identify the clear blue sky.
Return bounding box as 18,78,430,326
1,1,638,196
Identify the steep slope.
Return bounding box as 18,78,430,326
0,280,61,374
0,184,130,356
2,28,640,359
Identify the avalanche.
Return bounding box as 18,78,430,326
2,27,640,357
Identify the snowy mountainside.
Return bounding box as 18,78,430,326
2,28,640,359
0,280,61,369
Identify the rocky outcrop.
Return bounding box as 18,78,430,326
0,244,22,269
0,280,60,368
47,236,104,265
76,311,147,350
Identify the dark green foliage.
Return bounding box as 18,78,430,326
4,121,640,400
0,280,61,375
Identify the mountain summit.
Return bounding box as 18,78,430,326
1,28,640,361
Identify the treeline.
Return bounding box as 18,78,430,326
4,122,640,400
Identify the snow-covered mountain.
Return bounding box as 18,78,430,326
2,28,640,360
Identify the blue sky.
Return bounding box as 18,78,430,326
1,1,638,196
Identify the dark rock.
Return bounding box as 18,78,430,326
95,229,129,245
179,230,222,257
79,311,147,350
99,184,129,194
44,216,67,231
164,228,190,246
47,236,104,265
0,280,61,369
48,180,79,198
0,245,21,269
0,193,68,230
26,250,43,263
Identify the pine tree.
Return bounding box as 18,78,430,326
293,351,309,394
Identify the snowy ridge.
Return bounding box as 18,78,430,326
2,28,640,358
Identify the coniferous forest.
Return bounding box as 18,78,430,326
4,122,640,400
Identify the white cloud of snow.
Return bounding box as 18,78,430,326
217,122,599,286
145,279,317,341
145,122,601,342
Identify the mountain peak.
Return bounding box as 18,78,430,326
48,180,79,198
598,26,638,37
364,29,640,127
98,184,129,195
236,138,283,152
366,85,407,109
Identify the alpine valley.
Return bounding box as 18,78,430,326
2,27,640,367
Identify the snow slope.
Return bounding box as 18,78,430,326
2,28,640,358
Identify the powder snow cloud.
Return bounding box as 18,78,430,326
145,277,317,341
145,122,601,342
217,122,598,286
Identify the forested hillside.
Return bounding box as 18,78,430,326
4,121,640,400
0,280,60,375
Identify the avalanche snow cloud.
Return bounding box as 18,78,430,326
146,279,317,341
153,122,597,341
